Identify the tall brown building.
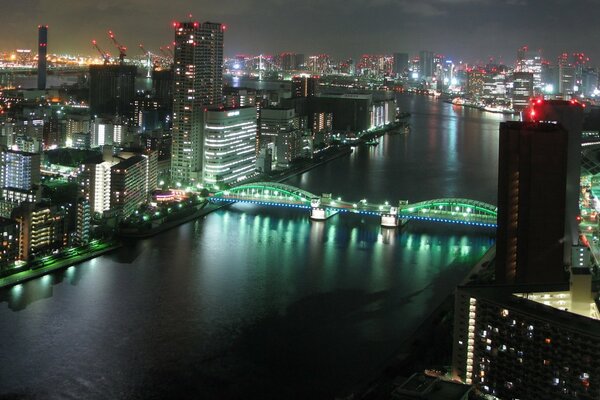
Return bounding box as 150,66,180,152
496,100,584,284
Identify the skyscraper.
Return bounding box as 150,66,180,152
171,21,224,186
89,64,137,122
516,46,542,93
393,53,409,76
37,25,47,91
496,100,584,284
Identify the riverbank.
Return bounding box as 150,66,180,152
0,241,121,289
348,246,497,399
270,145,353,184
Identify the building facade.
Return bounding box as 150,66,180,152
202,107,257,186
171,21,224,186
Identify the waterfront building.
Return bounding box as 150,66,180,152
466,70,486,98
74,198,90,246
511,72,534,112
0,217,20,268
111,155,154,219
202,107,257,185
89,64,137,123
496,121,568,284
79,160,112,216
259,108,298,150
12,203,68,260
309,94,372,132
452,271,600,399
37,25,47,91
171,20,224,186
310,111,332,148
496,100,583,284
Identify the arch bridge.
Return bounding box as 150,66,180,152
210,182,497,228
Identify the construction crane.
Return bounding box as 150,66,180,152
107,30,127,64
91,40,111,65
139,43,157,77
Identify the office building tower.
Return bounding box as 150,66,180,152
524,100,584,264
37,25,47,90
496,121,569,284
202,107,256,186
452,277,600,400
393,52,409,76
516,46,542,93
511,72,534,112
89,65,137,122
292,76,318,98
496,100,583,285
419,51,434,80
171,21,224,186
466,70,486,98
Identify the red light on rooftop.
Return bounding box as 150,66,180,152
193,22,199,28
222,25,227,31
536,98,543,105
529,109,536,118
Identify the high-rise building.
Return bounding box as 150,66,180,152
496,100,583,284
202,107,257,186
393,52,409,76
516,46,542,93
171,20,224,186
419,51,434,80
511,72,534,112
37,25,47,90
79,160,112,215
89,65,137,122
292,76,318,98
496,121,569,284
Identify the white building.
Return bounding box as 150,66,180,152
203,107,257,186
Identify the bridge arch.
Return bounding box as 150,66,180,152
213,182,317,204
399,198,497,226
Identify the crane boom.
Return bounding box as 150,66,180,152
91,40,111,65
107,30,127,64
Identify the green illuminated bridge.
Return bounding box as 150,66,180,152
210,182,497,228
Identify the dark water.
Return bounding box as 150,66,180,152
0,95,513,400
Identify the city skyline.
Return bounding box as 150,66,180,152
2,0,600,63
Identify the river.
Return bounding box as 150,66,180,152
0,94,514,400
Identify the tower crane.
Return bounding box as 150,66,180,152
91,40,111,65
107,30,127,64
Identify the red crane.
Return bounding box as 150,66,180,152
107,30,127,64
91,39,111,65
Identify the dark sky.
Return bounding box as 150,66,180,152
2,0,600,64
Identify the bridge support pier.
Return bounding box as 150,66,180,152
310,207,339,221
381,207,401,228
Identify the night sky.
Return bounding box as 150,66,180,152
2,0,600,64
